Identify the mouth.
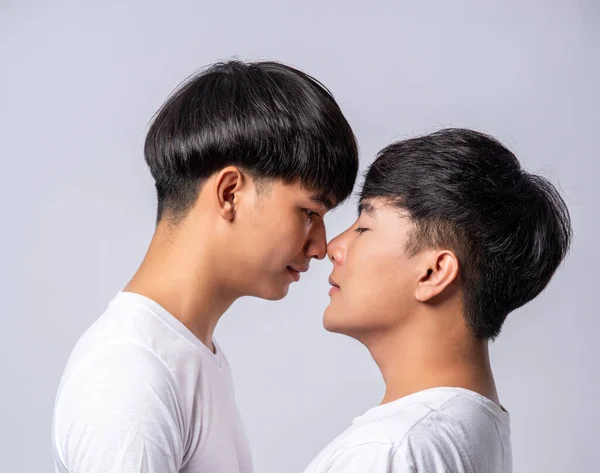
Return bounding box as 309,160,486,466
287,265,308,282
328,276,340,296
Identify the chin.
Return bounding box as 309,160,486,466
324,305,376,340
252,281,290,301
323,306,349,334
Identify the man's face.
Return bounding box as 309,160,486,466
229,180,332,300
324,198,423,337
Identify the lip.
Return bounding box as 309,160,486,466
328,276,340,296
287,265,308,282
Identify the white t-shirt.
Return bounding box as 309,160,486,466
303,387,511,473
52,291,252,473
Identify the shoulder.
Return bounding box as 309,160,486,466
396,392,510,471
62,340,175,388
55,341,182,428
304,405,432,473
53,342,185,471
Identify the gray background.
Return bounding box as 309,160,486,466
1,0,597,471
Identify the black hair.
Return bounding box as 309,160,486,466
144,60,359,222
361,128,572,339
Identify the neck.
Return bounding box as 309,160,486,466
363,310,499,406
124,220,237,352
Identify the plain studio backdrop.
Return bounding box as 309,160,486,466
1,0,597,471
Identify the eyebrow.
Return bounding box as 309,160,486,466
310,194,334,211
357,201,376,217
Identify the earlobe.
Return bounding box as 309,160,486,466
222,201,234,220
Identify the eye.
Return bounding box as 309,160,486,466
304,209,320,220
354,227,369,234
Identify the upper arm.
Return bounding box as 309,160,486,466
54,344,184,473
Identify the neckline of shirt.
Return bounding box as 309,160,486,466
355,386,510,425
114,291,223,368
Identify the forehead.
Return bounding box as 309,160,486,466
357,197,389,216
358,197,411,221
359,203,414,253
358,200,376,216
272,180,335,209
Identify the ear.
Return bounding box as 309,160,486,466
415,250,459,302
214,166,245,221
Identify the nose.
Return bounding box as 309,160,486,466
305,219,327,260
327,231,346,265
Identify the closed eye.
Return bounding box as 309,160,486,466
305,209,320,220
354,227,369,234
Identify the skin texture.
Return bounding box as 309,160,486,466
125,166,331,352
325,198,500,406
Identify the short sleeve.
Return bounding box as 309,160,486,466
318,443,415,473
397,419,470,473
53,343,184,473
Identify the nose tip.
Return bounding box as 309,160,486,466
327,237,344,265
307,239,327,260
315,245,327,260
307,221,327,260
327,247,335,263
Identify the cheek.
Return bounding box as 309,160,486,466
347,250,396,308
325,245,411,332
255,215,308,264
